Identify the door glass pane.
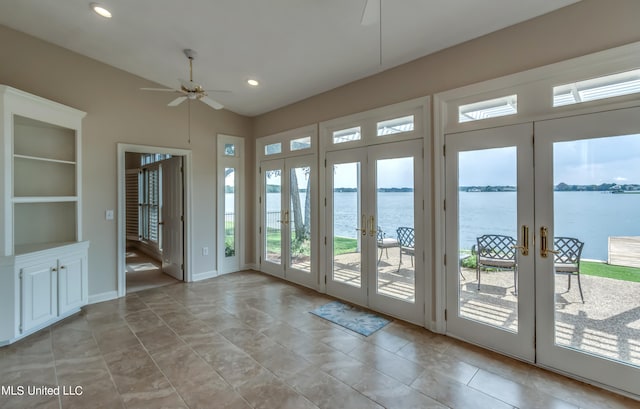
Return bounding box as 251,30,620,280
553,134,640,366
332,162,361,287
290,166,311,272
376,157,415,302
265,169,282,264
224,167,235,258
458,147,518,332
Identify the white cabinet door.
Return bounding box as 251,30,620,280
57,254,87,315
21,262,57,333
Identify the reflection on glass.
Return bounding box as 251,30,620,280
290,166,311,273
458,147,518,332
265,169,282,264
224,144,235,156
224,168,235,257
553,134,640,366
376,157,415,302
332,162,361,287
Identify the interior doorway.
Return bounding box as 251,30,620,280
117,144,192,297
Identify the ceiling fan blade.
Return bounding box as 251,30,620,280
199,96,224,110
168,96,188,107
361,0,379,26
140,87,179,92
204,89,232,93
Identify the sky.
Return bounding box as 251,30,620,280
458,133,640,186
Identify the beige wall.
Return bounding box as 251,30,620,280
253,0,640,136
0,25,253,297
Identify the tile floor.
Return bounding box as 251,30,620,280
0,271,637,409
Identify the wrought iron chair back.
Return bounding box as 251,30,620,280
396,227,415,271
475,234,518,292
554,237,585,303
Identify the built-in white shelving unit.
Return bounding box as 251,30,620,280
0,85,89,345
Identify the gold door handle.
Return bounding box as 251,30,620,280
512,225,529,256
540,226,560,258
369,216,376,237
284,210,289,225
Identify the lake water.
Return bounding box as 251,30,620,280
249,191,640,261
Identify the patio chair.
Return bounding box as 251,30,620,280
377,226,399,263
476,234,518,293
396,227,415,271
554,237,585,303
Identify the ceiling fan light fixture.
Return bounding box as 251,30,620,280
247,79,259,87
90,3,112,18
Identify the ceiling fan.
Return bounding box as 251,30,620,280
141,49,226,110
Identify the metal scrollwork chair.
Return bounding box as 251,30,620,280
396,227,415,272
554,237,585,303
377,226,399,264
476,234,518,292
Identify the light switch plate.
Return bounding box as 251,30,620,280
106,210,114,220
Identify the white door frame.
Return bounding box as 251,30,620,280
116,143,193,297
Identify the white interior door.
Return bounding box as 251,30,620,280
326,140,424,323
445,123,535,362
161,156,184,280
535,107,640,396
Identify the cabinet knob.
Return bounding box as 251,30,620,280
52,268,57,272
60,266,66,269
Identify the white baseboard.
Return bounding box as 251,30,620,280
192,270,217,282
244,263,259,271
88,290,118,304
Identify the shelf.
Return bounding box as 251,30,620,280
13,196,78,203
14,241,79,256
14,154,76,165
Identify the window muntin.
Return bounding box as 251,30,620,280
332,126,361,144
265,142,282,155
290,136,311,151
553,68,640,107
459,95,518,123
377,115,415,136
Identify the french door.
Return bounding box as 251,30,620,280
446,108,640,395
535,107,640,395
445,123,535,361
260,155,317,289
326,140,424,324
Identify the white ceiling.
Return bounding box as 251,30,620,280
0,0,579,116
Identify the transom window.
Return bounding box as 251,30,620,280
459,95,518,123
265,142,282,155
377,115,414,136
333,126,361,144
290,136,311,151
553,68,640,107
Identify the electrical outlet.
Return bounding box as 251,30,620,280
202,247,209,256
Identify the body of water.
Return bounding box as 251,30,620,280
244,191,640,261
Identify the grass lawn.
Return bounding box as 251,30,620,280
334,237,358,255
581,260,640,283
461,250,640,282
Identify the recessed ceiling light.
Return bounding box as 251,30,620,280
247,79,259,87
90,3,112,18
